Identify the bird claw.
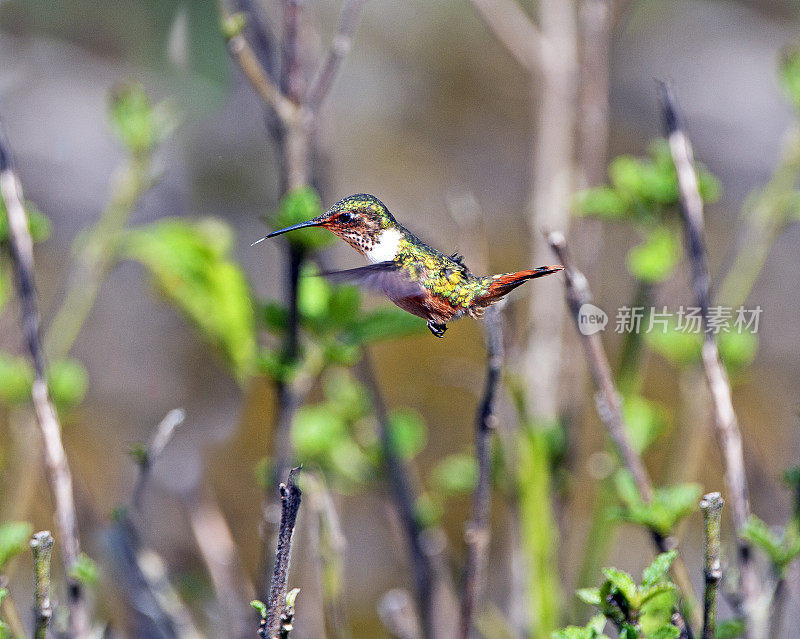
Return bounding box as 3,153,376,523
427,321,447,338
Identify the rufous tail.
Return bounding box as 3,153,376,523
476,265,564,306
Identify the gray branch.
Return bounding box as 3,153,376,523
458,305,504,639
0,121,90,638
657,82,763,637
266,467,303,638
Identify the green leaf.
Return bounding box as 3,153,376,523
387,409,427,459
413,492,443,529
260,301,289,334
626,228,681,283
639,582,677,606
0,353,33,405
618,626,640,639
612,471,701,536
271,187,334,251
716,619,745,638
575,186,629,219
650,626,680,639
645,321,702,367
322,370,371,421
576,587,602,607
48,358,89,410
298,266,332,321
740,515,800,570
0,199,52,244
718,331,758,374
431,454,478,494
602,567,638,607
109,82,177,154
0,521,33,570
285,587,300,608
622,395,667,454
327,285,361,325
250,600,268,618
642,550,678,587
69,553,100,587
345,306,425,343
124,218,257,381
292,405,347,459
779,45,800,111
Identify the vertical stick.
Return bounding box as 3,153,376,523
360,355,437,639
657,82,762,637
700,493,723,639
30,531,55,639
459,306,504,639
0,123,90,638
266,468,303,637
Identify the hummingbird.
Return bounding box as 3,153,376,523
260,194,564,337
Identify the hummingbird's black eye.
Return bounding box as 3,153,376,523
339,212,353,224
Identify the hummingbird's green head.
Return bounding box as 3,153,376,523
265,194,399,255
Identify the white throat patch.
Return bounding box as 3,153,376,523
366,228,402,263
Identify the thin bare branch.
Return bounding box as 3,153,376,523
547,230,700,634
305,0,367,113
30,531,54,639
468,0,543,71
547,231,653,501
132,408,186,511
266,467,303,637
459,305,504,639
378,589,423,639
359,354,437,639
187,488,255,639
0,122,90,638
657,82,763,637
219,1,298,123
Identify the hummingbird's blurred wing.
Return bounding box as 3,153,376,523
319,261,426,300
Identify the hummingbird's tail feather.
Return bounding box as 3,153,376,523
476,265,564,306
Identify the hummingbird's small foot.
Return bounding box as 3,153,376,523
427,320,447,338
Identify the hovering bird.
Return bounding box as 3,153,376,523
259,194,563,337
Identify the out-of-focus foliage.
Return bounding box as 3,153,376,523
270,187,336,252
0,521,32,570
611,470,701,537
109,82,177,155
551,615,608,639
779,45,800,113
576,140,720,286
566,551,680,639
622,395,667,454
125,217,257,381
289,368,430,492
69,552,100,587
0,587,9,639
48,358,89,410
645,321,758,376
258,262,424,383
740,515,800,577
0,199,52,245
0,354,88,410
431,453,478,494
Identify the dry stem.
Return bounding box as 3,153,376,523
0,122,90,638
458,305,504,639
657,82,762,637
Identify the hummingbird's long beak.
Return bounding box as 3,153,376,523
251,217,326,246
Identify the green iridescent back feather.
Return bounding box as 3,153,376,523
394,229,493,311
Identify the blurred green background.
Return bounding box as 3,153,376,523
1,0,799,637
